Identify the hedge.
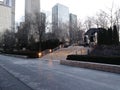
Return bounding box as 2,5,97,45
67,55,120,65
1,50,39,58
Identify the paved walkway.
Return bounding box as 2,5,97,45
0,65,33,90
0,55,120,90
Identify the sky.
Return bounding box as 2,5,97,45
1,0,120,23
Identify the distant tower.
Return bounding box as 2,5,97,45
52,3,70,43
69,13,77,44
4,0,15,31
25,0,41,42
25,0,40,19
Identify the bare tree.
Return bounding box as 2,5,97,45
34,12,46,51
69,19,78,44
23,12,46,51
84,17,95,30
109,0,115,27
0,33,3,48
16,22,29,49
115,9,120,29
52,19,70,44
2,29,15,51
76,20,85,44
95,10,109,28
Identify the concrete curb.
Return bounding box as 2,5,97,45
60,60,120,74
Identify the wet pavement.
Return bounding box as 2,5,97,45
0,55,120,90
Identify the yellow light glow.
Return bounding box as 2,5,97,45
38,52,42,58
49,49,52,53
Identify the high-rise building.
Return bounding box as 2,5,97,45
11,0,15,31
25,0,40,18
40,12,46,32
4,0,15,31
25,0,41,42
69,13,77,44
52,3,70,42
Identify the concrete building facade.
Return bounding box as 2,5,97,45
0,3,12,42
52,3,70,43
4,0,15,31
0,1,4,4
40,12,46,41
25,0,40,18
25,0,47,43
0,3,11,33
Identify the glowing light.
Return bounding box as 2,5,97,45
49,49,52,53
38,52,42,58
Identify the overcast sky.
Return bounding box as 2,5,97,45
1,0,120,23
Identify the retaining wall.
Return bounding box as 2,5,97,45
60,60,120,74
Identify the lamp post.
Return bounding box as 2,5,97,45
49,49,52,53
38,52,42,58
49,49,52,60
48,49,53,67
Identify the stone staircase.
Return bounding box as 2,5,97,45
41,46,90,60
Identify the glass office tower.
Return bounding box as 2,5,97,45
69,13,77,44
52,3,70,43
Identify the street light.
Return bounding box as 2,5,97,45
38,52,42,58
49,49,53,60
49,49,52,53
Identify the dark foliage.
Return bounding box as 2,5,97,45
1,39,61,58
26,39,61,51
90,45,120,56
3,30,16,51
67,55,120,65
90,36,94,42
1,50,39,58
97,25,119,45
97,28,108,45
112,25,119,45
107,27,113,45
41,39,61,50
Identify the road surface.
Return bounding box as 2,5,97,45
0,55,120,90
